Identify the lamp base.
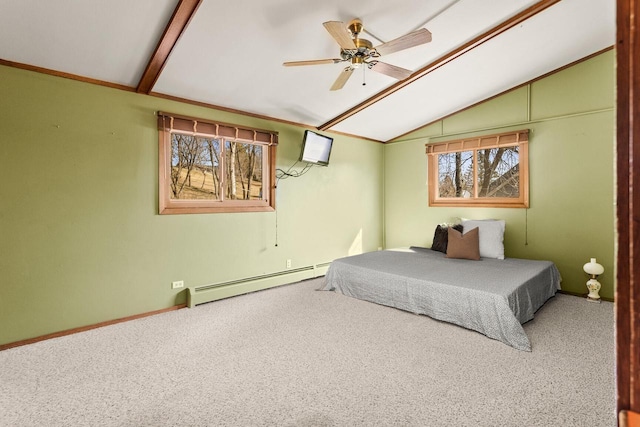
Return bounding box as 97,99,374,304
586,278,601,303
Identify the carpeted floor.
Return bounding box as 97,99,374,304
0,278,615,426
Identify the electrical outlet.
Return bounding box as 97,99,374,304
286,259,292,269
172,280,184,289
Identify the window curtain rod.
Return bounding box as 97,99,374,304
157,112,278,146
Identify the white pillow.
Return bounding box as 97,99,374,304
461,219,505,259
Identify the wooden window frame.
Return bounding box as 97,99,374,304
158,112,277,215
426,130,529,208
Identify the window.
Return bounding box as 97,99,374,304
426,130,529,208
158,112,277,214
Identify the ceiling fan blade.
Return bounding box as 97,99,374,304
369,61,412,80
330,67,355,91
283,59,342,66
374,28,432,56
323,21,356,50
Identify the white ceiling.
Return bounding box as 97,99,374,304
0,0,615,142
0,0,177,86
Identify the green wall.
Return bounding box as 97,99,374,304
0,66,383,345
384,50,615,299
0,49,615,346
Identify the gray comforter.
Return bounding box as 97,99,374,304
319,247,561,351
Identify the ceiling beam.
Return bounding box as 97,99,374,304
136,0,202,94
318,0,562,131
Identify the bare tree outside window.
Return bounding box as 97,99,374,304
158,112,277,214
170,135,265,202
223,141,263,201
170,135,221,200
477,147,520,198
427,130,529,208
437,151,474,198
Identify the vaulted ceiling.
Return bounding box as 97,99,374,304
0,0,614,142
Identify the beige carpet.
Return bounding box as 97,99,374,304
0,278,615,426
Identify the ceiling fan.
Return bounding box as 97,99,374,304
283,19,432,91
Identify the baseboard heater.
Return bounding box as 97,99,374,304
186,262,332,308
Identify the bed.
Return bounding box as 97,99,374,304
319,247,561,351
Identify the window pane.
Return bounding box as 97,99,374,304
159,113,276,214
170,134,221,200
437,151,474,198
476,147,520,198
224,141,264,200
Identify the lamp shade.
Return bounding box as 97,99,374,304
583,258,604,276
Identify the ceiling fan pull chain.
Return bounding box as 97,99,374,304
362,64,366,86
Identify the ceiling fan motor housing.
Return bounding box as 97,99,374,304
340,37,376,65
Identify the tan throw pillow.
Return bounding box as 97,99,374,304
446,227,481,260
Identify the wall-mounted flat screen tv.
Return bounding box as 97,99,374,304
299,130,334,166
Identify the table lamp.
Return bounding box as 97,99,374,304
583,258,604,303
